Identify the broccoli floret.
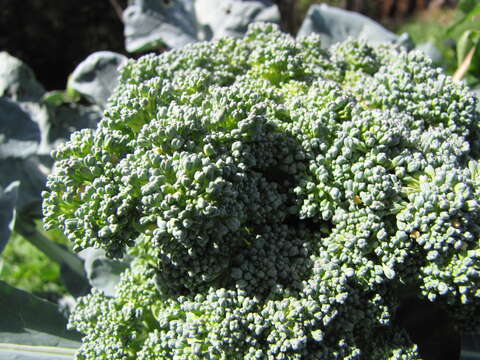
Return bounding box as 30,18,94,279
43,23,480,359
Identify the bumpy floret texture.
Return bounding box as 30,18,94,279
44,24,480,359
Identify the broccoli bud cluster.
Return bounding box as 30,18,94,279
43,23,480,359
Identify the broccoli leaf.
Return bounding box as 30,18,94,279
43,103,101,156
0,158,47,217
123,0,280,51
415,42,443,63
0,281,80,359
0,99,100,216
123,0,197,51
0,52,45,102
67,51,128,108
0,99,46,216
297,4,411,49
78,248,130,297
0,99,40,160
195,0,280,40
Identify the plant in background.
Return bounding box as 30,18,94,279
0,230,67,297
0,48,130,360
448,0,480,85
42,23,480,359
396,0,480,88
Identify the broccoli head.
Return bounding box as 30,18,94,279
43,24,480,359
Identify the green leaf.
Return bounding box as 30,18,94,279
460,0,480,13
42,91,76,107
15,99,99,158
0,97,48,216
65,85,82,103
470,38,480,76
456,30,480,66
0,182,19,255
415,42,443,63
447,4,480,36
0,231,67,296
0,281,81,359
458,0,478,13
0,72,100,219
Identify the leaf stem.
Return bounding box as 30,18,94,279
453,47,475,82
0,343,77,357
14,219,84,279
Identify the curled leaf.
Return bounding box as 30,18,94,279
68,51,128,108
0,52,45,102
297,4,410,49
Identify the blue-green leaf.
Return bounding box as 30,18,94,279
78,248,130,297
195,0,280,41
0,99,40,160
0,158,46,216
123,0,280,52
415,42,443,63
39,103,101,157
68,52,128,108
0,281,81,360
123,0,197,51
0,52,45,102
297,4,411,49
